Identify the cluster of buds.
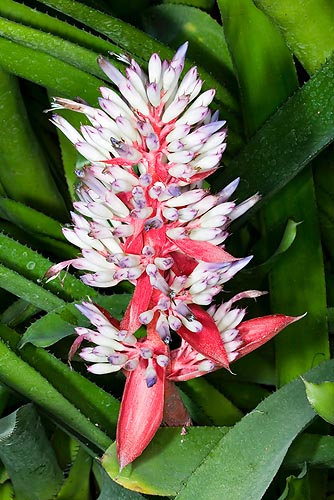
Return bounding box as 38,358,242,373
47,43,299,470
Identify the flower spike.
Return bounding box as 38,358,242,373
48,43,304,469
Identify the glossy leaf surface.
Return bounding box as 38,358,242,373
175,360,334,500
254,0,334,74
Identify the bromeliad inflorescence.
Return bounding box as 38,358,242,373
47,43,299,470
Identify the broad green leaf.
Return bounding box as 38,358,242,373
223,57,334,210
143,4,236,93
0,325,120,440
20,294,131,348
20,303,83,348
0,69,67,220
254,0,334,74
0,404,63,500
0,325,112,452
218,0,297,136
266,168,329,385
283,434,334,469
174,359,334,500
278,465,310,500
102,427,228,496
182,378,243,425
36,0,240,114
56,447,92,500
303,380,334,425
93,462,146,500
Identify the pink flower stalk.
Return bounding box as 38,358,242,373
47,43,301,470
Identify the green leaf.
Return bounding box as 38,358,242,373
218,0,297,136
313,145,334,259
0,37,102,103
0,404,63,500
36,0,240,114
0,263,64,311
283,433,334,469
0,385,9,418
303,379,334,425
0,0,118,54
56,447,92,500
254,0,334,74
0,325,112,452
266,168,329,385
0,17,109,81
0,197,75,258
328,307,334,334
161,0,215,10
19,303,82,348
223,56,334,210
278,464,310,500
0,325,120,440
20,294,131,348
230,218,300,291
143,4,236,93
0,233,94,302
0,69,67,219
174,360,334,500
93,462,146,500
0,197,65,242
182,378,243,425
0,481,14,499
220,0,329,388
217,350,276,385
102,427,228,496
207,376,270,412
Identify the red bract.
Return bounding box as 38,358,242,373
117,358,166,470
117,327,168,470
48,43,304,470
235,314,303,360
177,305,230,368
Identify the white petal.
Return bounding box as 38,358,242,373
88,363,121,374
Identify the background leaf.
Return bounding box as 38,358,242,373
303,379,334,425
0,404,63,500
254,0,334,74
102,426,228,496
175,360,334,500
